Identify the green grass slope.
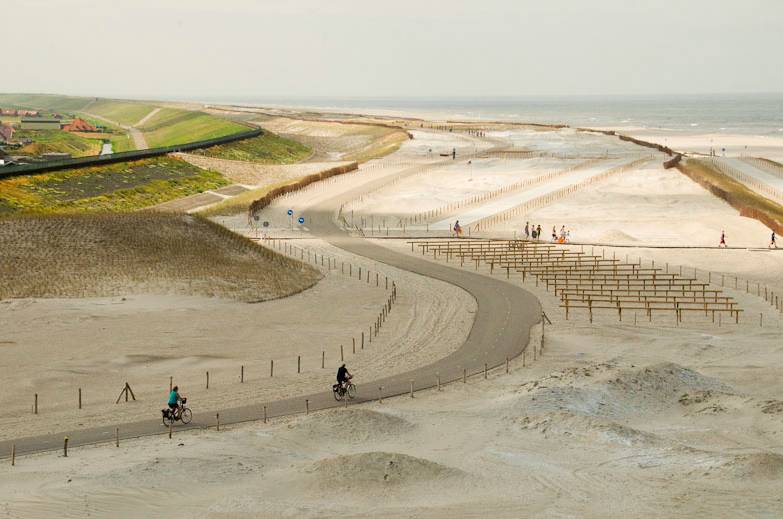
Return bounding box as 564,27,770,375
85,99,156,126
139,108,247,148
0,94,92,112
191,131,311,163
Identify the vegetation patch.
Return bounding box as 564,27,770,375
192,131,311,164
0,156,228,214
0,213,321,301
15,130,102,157
140,108,247,148
677,158,783,233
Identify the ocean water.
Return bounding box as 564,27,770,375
204,94,783,137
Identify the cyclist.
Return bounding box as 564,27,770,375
336,364,352,390
168,386,183,419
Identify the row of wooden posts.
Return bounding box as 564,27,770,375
471,156,651,232
25,238,398,416
399,158,603,229
9,316,547,466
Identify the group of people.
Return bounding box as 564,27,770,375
719,230,778,248
523,222,571,243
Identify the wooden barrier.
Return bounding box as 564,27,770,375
411,239,743,324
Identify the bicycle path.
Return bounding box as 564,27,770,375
0,165,541,459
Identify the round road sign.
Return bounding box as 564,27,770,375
297,217,305,224
287,209,294,216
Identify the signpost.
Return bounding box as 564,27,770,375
287,209,293,230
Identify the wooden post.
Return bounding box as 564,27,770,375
378,386,383,403
168,420,172,439
270,359,274,377
216,413,220,431
63,437,68,458
305,399,309,415
322,351,325,369
361,332,364,349
506,357,509,374
169,376,173,392
760,313,763,328
340,345,344,361
297,355,301,373
34,393,38,415
353,338,356,354
11,444,15,466
437,373,441,391
410,380,414,398
463,368,467,383
206,371,209,389
263,405,267,424
115,427,119,447
484,363,488,379
241,365,244,383
78,388,82,409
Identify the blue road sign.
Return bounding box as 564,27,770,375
287,209,294,216
297,217,305,224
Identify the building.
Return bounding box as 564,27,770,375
20,117,61,130
0,123,14,143
62,118,98,133
0,108,38,116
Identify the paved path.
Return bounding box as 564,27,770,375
135,107,161,127
0,163,541,459
81,110,151,150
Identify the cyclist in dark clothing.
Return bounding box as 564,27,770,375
336,364,352,389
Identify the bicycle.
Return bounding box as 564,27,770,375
332,381,356,401
162,397,192,426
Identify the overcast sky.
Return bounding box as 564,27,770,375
4,0,782,99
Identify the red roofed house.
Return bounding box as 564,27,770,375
62,118,98,133
0,123,14,143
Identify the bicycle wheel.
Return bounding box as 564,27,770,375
333,388,343,401
162,413,171,427
180,408,192,424
347,384,356,400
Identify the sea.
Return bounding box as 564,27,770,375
194,93,783,137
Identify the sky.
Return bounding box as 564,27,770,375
4,0,783,99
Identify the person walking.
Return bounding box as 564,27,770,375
771,230,778,249
537,224,542,242
524,222,530,240
719,230,727,248
453,220,462,237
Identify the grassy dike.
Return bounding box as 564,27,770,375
677,158,783,233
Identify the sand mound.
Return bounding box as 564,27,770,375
715,452,783,480
518,411,664,448
287,409,414,443
596,229,639,243
309,452,461,488
0,213,321,301
516,362,734,420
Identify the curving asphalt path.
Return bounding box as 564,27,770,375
0,162,541,459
